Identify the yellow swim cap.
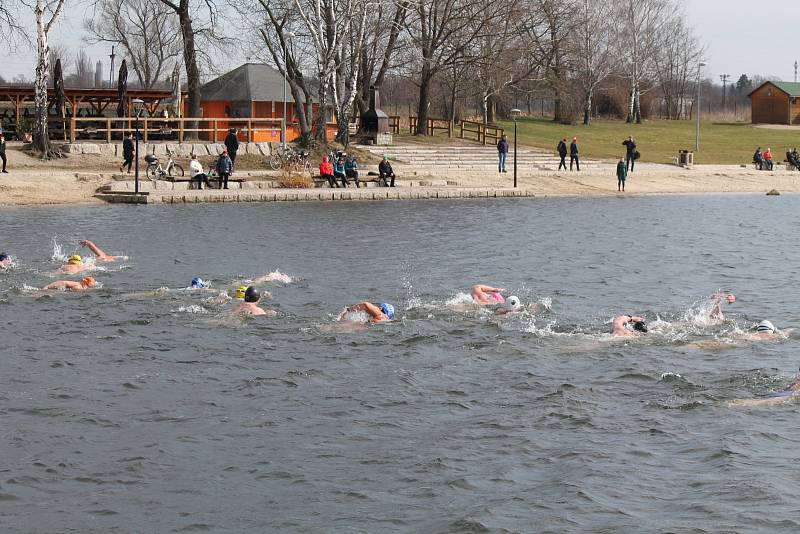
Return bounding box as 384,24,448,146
235,285,247,299
68,255,82,265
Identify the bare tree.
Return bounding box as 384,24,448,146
85,0,182,88
572,0,615,124
653,10,703,120
48,43,71,80
0,0,29,46
32,0,68,157
292,0,368,144
405,0,500,134
615,0,668,123
74,49,94,86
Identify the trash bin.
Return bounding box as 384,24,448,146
679,150,694,166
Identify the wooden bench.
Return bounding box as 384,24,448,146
312,172,392,188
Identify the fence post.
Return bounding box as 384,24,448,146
213,119,217,143
143,119,148,143
248,119,252,142
106,118,111,144
179,118,184,143
69,118,75,143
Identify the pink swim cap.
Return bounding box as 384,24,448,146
491,292,505,303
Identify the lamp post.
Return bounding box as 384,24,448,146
132,98,145,197
695,62,706,152
511,108,521,188
282,31,295,150
109,46,115,88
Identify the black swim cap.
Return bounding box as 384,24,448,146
0,253,7,261
633,321,647,333
244,286,260,303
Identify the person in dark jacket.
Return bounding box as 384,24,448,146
0,132,7,173
120,133,134,174
622,136,637,172
216,150,233,189
753,147,764,170
379,155,395,187
569,137,580,171
557,138,567,170
224,128,239,169
616,158,627,191
345,156,360,188
333,156,348,187
497,134,509,173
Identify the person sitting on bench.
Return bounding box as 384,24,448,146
334,155,348,187
345,156,360,188
189,155,209,190
378,155,396,187
788,147,800,171
763,147,774,170
319,155,337,188
753,147,764,170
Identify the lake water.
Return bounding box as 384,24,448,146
1,195,799,533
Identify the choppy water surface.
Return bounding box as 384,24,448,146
2,195,800,532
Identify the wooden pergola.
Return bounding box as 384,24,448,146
0,85,185,119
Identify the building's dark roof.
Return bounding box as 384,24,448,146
748,80,800,98
201,63,303,103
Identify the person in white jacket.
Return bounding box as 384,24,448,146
189,155,209,189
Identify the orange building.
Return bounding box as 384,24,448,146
200,63,332,142
749,81,800,125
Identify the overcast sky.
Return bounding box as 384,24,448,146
1,0,798,84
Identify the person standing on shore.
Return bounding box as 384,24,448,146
120,133,134,174
216,150,233,189
497,134,509,173
557,138,568,170
569,137,580,171
0,132,7,173
616,158,627,191
224,128,239,170
623,136,637,172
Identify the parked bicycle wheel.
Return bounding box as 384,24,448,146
146,165,159,179
269,153,282,170
169,164,185,178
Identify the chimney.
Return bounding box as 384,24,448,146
369,86,381,111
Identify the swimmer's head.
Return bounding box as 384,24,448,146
235,285,247,299
490,291,505,303
68,255,82,265
244,286,260,303
505,296,521,310
0,253,8,262
757,320,776,333
379,303,395,320
191,277,207,289
81,276,96,288
632,320,647,333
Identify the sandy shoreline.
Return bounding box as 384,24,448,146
0,146,797,206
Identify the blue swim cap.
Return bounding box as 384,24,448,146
380,303,395,320
191,277,206,289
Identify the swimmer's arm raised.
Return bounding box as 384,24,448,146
350,302,386,321
80,240,112,260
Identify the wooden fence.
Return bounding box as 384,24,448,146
69,117,285,144
460,120,505,145
402,117,504,145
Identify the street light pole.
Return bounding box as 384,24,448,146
511,108,521,188
695,62,706,152
132,98,145,197
109,46,115,88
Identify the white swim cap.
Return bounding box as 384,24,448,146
506,296,521,310
757,320,776,333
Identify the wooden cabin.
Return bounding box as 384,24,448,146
199,63,334,142
748,81,800,124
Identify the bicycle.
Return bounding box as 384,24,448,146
145,150,185,180
269,145,294,171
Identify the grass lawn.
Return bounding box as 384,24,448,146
497,117,800,165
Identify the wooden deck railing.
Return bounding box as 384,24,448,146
69,117,285,143
388,115,400,135
460,120,505,145
408,117,453,137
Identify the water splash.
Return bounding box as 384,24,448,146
175,305,208,314
51,236,67,262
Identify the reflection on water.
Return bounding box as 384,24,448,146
2,196,800,532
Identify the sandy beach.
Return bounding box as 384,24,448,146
0,144,797,206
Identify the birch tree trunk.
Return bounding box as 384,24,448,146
33,0,67,158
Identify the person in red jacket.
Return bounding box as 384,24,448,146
319,155,337,188
763,147,774,170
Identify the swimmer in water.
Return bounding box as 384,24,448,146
710,292,736,320
611,314,647,337
728,372,800,407
0,253,13,269
234,285,247,299
61,255,89,273
471,284,506,305
337,301,395,323
190,277,208,289
494,295,522,316
231,286,275,316
79,240,120,262
44,276,97,291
